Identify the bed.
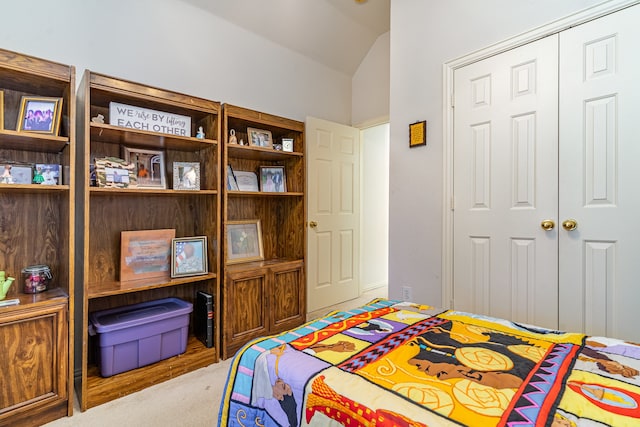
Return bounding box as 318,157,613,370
218,298,640,426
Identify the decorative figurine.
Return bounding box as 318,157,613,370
229,129,237,144
33,166,44,184
196,126,205,139
0,271,15,300
91,114,105,124
239,139,245,146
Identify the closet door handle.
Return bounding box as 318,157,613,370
540,220,555,231
309,221,318,228
562,219,578,231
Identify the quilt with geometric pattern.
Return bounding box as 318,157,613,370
218,298,640,426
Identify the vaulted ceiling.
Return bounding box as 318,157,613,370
179,0,390,76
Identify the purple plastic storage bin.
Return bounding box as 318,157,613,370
90,298,193,377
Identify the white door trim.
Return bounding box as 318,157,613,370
441,0,640,309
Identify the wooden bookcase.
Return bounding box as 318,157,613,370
0,49,75,426
220,104,306,359
76,71,221,409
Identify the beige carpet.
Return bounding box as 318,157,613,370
44,358,233,427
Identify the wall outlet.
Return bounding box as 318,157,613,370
402,286,412,302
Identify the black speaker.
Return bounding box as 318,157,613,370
194,291,214,348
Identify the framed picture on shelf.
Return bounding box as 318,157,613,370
233,170,259,192
247,127,273,148
226,220,264,264
259,166,286,192
171,236,208,278
34,164,62,185
173,162,200,190
16,96,63,135
123,147,166,189
0,163,33,185
226,165,239,191
95,157,137,188
120,229,175,282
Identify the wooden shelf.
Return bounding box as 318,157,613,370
0,129,69,152
227,190,303,197
90,122,217,151
87,273,217,299
0,288,68,314
224,257,304,272
0,183,69,193
85,336,216,409
89,187,217,196
227,143,302,160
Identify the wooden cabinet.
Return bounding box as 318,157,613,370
76,71,221,409
221,105,306,359
0,49,74,426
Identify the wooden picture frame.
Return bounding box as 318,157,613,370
123,147,166,189
16,96,63,135
259,166,286,192
247,127,273,148
226,220,264,264
409,120,427,148
173,162,200,190
120,229,175,282
171,236,208,278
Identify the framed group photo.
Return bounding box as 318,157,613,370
17,96,63,135
259,166,286,192
123,147,166,189
247,127,273,148
226,220,264,264
171,236,208,278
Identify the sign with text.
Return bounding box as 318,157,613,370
109,102,191,137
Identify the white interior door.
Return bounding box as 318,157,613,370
306,116,360,312
558,5,640,341
453,35,559,329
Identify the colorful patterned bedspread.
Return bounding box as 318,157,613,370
218,299,640,426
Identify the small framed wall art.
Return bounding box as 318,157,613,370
409,120,427,148
247,127,273,148
120,229,175,282
173,162,200,190
17,96,63,135
171,236,208,278
226,220,264,264
123,147,166,189
259,166,286,192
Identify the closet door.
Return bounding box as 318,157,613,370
559,5,640,341
452,35,559,329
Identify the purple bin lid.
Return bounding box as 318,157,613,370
90,297,193,334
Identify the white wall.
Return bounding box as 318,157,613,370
352,32,390,127
360,123,389,292
388,0,605,305
0,0,351,124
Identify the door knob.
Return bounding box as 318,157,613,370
309,221,318,228
540,219,555,231
562,219,578,231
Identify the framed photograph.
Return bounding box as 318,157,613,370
0,90,4,131
120,229,175,282
247,127,273,148
173,162,200,190
171,236,208,278
95,157,137,188
123,147,166,189
226,220,264,264
233,170,259,192
409,120,427,148
259,166,286,192
226,164,239,191
34,164,62,185
0,163,33,185
16,96,63,135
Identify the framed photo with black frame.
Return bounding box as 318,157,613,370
259,166,286,193
226,220,264,264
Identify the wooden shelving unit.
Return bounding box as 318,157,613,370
0,48,75,427
220,104,306,359
76,71,221,410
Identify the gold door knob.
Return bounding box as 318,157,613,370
309,221,318,228
540,220,555,231
562,219,578,231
